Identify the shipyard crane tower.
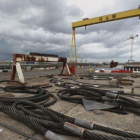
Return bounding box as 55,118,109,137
123,34,138,62
69,6,140,63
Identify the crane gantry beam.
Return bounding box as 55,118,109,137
70,6,140,63
72,8,140,29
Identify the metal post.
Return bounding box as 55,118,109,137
10,64,16,80
16,62,25,83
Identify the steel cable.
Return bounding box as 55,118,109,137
1,99,140,140
0,80,57,107
57,87,140,116
0,80,140,139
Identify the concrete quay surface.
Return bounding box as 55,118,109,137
0,66,140,140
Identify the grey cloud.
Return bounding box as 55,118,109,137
0,0,139,62
19,0,83,34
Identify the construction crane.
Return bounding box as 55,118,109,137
123,34,138,62
69,6,140,63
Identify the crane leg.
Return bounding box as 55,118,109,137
70,30,74,62
73,29,77,63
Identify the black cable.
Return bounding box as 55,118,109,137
0,122,39,140
59,77,123,89
0,80,140,140
1,100,140,140
94,124,140,138
0,80,57,107
57,87,140,116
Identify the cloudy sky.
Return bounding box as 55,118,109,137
0,0,140,62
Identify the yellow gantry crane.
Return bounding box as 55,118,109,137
123,34,138,62
69,6,140,63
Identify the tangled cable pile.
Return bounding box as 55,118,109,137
57,87,140,116
0,80,57,107
55,77,123,88
79,72,126,80
1,100,140,140
0,80,140,139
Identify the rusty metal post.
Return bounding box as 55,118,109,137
10,64,16,80
10,54,16,80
